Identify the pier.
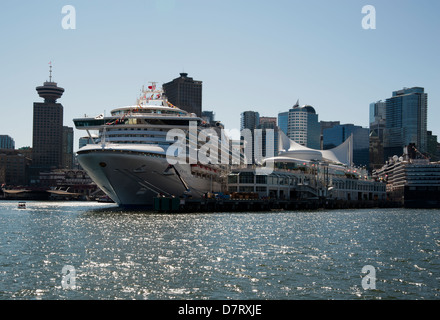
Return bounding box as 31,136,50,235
153,194,398,213
153,163,395,213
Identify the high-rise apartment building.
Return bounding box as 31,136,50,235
287,104,320,150
163,73,202,117
240,111,260,164
240,111,260,131
258,117,279,157
384,87,427,159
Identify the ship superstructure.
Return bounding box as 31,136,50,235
373,155,440,208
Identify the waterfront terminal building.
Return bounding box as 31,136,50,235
227,131,386,204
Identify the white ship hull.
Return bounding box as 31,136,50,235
77,146,223,207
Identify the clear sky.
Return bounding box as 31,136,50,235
1,0,439,150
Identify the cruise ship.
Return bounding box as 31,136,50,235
73,84,229,207
373,147,440,208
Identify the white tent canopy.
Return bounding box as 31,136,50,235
265,131,353,166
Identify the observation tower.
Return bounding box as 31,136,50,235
35,64,64,103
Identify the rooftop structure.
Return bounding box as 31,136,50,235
35,64,64,103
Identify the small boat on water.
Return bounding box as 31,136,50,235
18,202,26,209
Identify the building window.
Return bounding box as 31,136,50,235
228,175,238,184
256,175,267,184
239,172,254,184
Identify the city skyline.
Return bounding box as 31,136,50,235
1,0,439,150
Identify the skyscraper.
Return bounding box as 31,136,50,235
62,126,74,169
258,117,279,157
240,111,260,131
369,101,386,170
163,73,202,117
287,103,320,150
384,87,428,159
31,67,65,182
240,111,260,164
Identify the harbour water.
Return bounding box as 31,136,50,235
1,200,439,300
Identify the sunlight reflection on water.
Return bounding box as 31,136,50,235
1,201,440,300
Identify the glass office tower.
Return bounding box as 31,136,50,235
277,112,288,135
323,124,370,167
384,87,427,159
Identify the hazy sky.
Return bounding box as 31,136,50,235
1,0,439,150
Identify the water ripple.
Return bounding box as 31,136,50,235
1,202,440,299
